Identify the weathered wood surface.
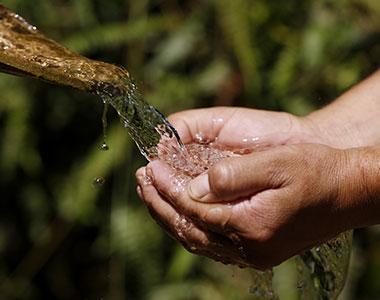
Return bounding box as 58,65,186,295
0,3,130,94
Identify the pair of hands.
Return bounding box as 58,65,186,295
136,107,366,269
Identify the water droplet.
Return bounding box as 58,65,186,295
195,133,203,143
213,118,223,123
100,142,109,151
92,177,105,187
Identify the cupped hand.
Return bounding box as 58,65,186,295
136,107,362,269
166,107,327,150
137,143,362,270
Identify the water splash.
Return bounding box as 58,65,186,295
96,80,183,160
249,269,277,300
158,139,235,189
295,231,352,299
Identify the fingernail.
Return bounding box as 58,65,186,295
188,173,210,201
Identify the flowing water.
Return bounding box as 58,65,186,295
0,3,352,299
96,79,183,159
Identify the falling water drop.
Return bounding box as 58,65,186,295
100,142,109,151
92,177,105,187
100,101,109,151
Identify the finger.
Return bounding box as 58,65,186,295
187,148,288,202
140,181,243,264
140,177,186,240
167,107,239,145
146,206,178,240
136,186,144,203
168,107,307,149
140,178,177,224
136,166,146,178
141,180,315,270
147,160,235,234
140,175,200,241
140,165,269,268
136,166,153,187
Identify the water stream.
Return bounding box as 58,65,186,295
0,3,183,160
0,3,352,299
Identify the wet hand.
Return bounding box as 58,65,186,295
137,143,364,270
167,107,328,150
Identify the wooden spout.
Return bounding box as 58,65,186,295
0,3,131,94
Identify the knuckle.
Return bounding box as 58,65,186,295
266,147,299,185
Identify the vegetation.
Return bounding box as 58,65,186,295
0,0,379,299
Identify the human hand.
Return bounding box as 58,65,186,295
136,106,374,269
137,143,366,270
165,107,330,150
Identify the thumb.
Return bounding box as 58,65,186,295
187,150,283,203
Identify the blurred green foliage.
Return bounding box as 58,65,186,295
0,0,379,299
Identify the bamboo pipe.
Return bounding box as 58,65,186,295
0,3,130,95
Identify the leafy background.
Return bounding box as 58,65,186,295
0,0,379,299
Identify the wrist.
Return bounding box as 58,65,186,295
337,147,380,229
277,112,333,146
302,111,361,149
303,70,380,149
